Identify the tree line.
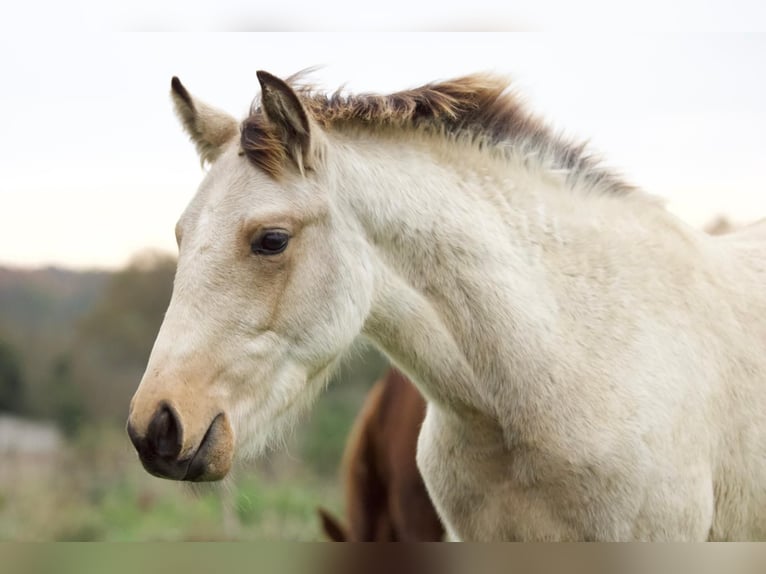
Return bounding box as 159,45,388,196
0,251,175,435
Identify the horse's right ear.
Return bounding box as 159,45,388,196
317,507,348,542
171,77,239,166
256,70,319,173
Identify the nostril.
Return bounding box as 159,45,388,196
148,404,182,459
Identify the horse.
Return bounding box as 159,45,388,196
317,368,443,541
127,70,766,540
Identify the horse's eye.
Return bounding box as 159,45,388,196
251,230,290,255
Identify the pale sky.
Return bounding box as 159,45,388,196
2,31,766,269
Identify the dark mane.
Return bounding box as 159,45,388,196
300,73,536,141
241,73,634,195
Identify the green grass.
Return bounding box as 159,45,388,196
0,424,343,541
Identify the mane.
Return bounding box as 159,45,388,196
241,72,635,196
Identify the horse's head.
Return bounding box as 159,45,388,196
127,72,375,481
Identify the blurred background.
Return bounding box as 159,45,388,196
1,30,765,540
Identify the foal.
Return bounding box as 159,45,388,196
128,70,766,540
318,369,443,541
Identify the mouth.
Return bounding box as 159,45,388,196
128,407,234,482
183,413,230,481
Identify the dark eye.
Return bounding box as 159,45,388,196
251,230,290,255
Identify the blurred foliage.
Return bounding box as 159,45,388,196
0,338,25,414
42,355,85,437
0,265,107,420
77,251,175,371
71,250,176,421
0,423,343,541
0,266,107,332
0,251,175,424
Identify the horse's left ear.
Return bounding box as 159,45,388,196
171,77,239,166
257,70,316,173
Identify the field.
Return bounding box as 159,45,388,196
0,421,347,541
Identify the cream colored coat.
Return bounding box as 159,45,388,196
128,72,766,540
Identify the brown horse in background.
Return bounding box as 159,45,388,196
318,369,443,541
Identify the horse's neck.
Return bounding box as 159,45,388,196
334,134,677,432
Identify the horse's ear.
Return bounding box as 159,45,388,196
317,507,348,542
256,70,316,173
171,77,239,166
